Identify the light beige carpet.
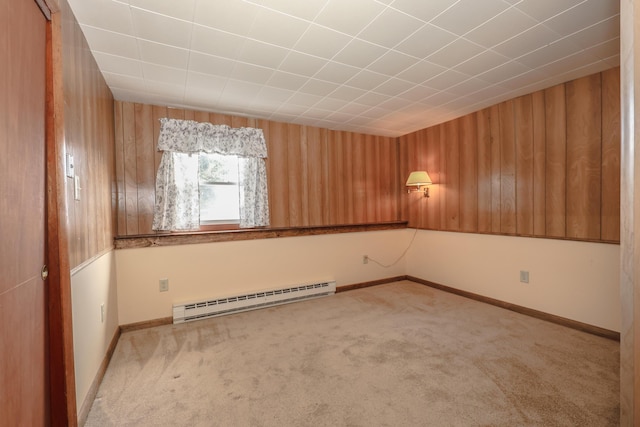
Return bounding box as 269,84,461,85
85,281,619,426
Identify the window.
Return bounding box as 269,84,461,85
152,119,269,232
198,153,240,225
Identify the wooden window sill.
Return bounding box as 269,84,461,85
114,221,409,250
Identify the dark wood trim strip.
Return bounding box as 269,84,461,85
336,276,408,293
115,221,408,250
407,276,620,341
120,317,173,332
46,15,77,426
77,327,121,426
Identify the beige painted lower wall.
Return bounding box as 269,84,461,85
115,229,411,325
406,230,621,332
70,250,119,414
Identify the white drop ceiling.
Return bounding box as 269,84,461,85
67,0,620,137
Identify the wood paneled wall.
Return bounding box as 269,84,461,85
114,102,401,236
400,68,620,243
60,0,116,268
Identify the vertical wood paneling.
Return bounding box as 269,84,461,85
601,67,621,241
379,137,393,222
515,95,534,235
352,133,366,223
364,135,377,223
114,102,127,236
267,121,289,227
152,106,166,171
545,84,567,237
122,101,138,235
489,105,502,233
477,108,492,232
342,132,355,224
134,103,155,233
566,74,602,240
287,124,304,227
532,91,547,236
321,129,330,225
459,114,478,232
405,132,420,228
425,126,441,229
443,119,460,230
307,126,323,226
499,100,516,234
415,131,427,229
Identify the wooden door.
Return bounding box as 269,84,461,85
0,0,49,424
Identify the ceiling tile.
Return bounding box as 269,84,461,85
67,0,134,35
141,63,187,85
367,50,418,76
543,0,620,38
193,0,261,37
332,39,388,68
421,90,458,106
430,0,510,36
563,16,620,51
427,38,485,68
230,63,274,84
314,96,348,111
220,80,264,103
454,50,510,76
373,78,415,96
531,50,604,80
395,84,438,102
357,7,425,49
143,80,185,100
498,69,546,91
313,0,386,36
517,36,583,68
354,91,393,107
187,52,236,77
129,0,197,21
476,60,530,84
394,24,457,59
464,8,538,49
190,25,246,59
582,38,620,61
92,52,143,78
345,70,389,91
253,0,329,21
287,92,322,108
248,8,310,48
131,8,193,48
138,40,189,69
236,39,290,68
329,86,367,101
267,71,309,91
447,77,494,96
79,25,139,58
396,60,447,85
294,24,353,59
424,69,469,90
314,62,361,84
254,86,295,104
492,24,559,58
389,0,456,22
514,0,591,22
299,79,341,96
279,51,328,77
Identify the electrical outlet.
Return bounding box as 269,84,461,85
519,270,529,283
159,278,169,292
100,303,105,323
363,255,369,264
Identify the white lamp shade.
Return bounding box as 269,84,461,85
406,171,432,187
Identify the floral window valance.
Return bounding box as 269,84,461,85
152,118,270,231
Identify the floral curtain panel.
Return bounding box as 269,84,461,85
152,118,270,231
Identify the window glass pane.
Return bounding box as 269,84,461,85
199,153,240,223
199,184,240,222
199,153,238,184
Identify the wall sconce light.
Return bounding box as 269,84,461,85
406,171,432,197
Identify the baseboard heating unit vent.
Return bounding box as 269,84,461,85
173,281,336,324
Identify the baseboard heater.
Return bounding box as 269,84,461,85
172,281,336,324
